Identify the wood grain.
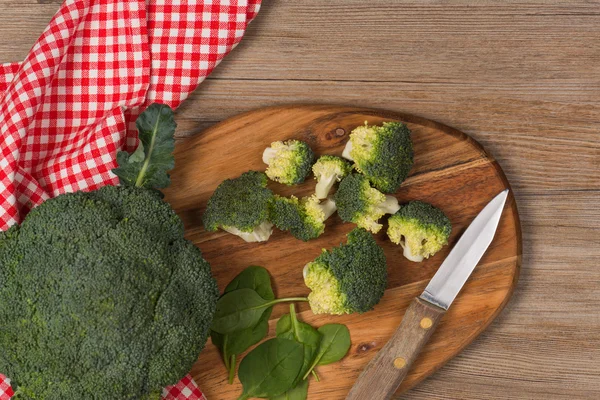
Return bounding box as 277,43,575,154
1,1,598,398
162,105,522,399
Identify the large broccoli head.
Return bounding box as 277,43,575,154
303,228,387,315
262,140,315,185
342,121,414,193
269,195,337,241
388,201,451,262
0,185,219,400
202,171,275,242
334,173,400,233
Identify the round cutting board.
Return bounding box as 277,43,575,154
163,105,521,399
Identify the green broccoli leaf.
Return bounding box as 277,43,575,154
112,103,176,189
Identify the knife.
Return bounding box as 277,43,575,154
346,189,509,400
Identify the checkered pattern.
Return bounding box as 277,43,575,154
163,375,208,400
0,376,12,399
0,0,261,398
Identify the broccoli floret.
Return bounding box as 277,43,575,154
203,171,275,242
388,201,452,262
262,140,315,185
303,228,387,315
0,185,219,400
334,173,400,233
270,195,337,241
342,121,414,193
312,155,353,199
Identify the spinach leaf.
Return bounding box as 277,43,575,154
225,266,275,301
302,324,351,380
227,308,273,354
237,338,304,400
112,103,176,189
270,378,308,400
276,304,321,386
212,266,275,365
212,288,307,334
212,289,271,334
212,307,273,383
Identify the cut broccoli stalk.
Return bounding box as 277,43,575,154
203,171,275,242
379,195,402,214
262,139,315,185
262,147,278,164
400,239,426,263
312,155,353,199
319,198,338,219
388,201,452,262
303,228,387,315
222,221,274,243
316,175,337,200
269,195,337,241
341,140,354,160
334,173,400,233
342,121,414,193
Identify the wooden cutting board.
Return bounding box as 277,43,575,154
163,105,521,399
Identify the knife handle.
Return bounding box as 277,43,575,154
346,297,446,400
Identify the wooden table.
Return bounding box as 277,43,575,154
2,1,598,399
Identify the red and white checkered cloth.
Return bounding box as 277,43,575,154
0,0,261,398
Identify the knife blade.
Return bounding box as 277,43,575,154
346,189,509,400
420,189,509,310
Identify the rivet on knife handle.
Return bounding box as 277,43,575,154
346,297,445,400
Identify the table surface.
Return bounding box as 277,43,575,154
1,1,598,399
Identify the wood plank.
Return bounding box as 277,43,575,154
174,79,600,196
403,191,600,399
211,0,600,85
163,105,521,399
0,2,58,63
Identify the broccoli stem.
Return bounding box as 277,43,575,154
315,175,337,199
228,354,236,384
400,240,425,262
320,198,337,220
303,264,310,280
222,221,274,243
341,140,353,160
377,195,400,215
262,147,278,164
